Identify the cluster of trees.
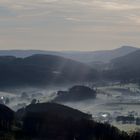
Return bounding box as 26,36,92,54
116,115,135,124
116,115,140,126
53,85,97,102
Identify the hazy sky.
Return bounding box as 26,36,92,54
0,0,140,51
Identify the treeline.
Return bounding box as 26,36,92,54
1,103,140,140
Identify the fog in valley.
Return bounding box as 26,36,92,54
2,81,140,131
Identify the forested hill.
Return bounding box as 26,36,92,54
0,54,97,87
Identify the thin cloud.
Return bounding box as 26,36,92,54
0,0,140,50
127,15,140,24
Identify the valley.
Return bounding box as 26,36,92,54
1,82,140,132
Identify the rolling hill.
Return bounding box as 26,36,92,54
111,50,140,68
0,54,97,87
106,50,140,82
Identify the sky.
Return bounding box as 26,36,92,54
0,0,140,51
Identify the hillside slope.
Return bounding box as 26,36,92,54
105,50,140,82
0,54,97,87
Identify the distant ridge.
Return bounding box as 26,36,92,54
0,46,138,63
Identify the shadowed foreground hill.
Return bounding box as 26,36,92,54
0,54,98,87
23,102,92,120
15,103,138,140
16,103,93,139
0,103,140,139
0,104,14,131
